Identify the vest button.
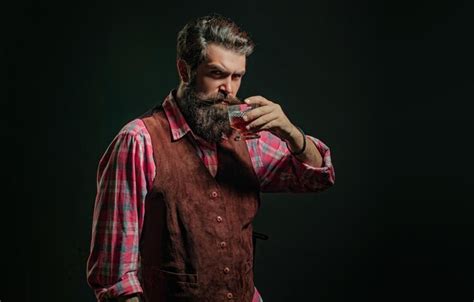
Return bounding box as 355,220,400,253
226,292,233,299
210,191,218,198
220,241,227,248
216,216,223,223
223,267,230,274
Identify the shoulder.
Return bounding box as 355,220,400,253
104,119,152,154
118,118,150,138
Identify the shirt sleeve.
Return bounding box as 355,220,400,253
246,130,335,193
86,120,155,301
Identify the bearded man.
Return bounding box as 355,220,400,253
86,14,335,302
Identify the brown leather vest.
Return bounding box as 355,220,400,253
139,106,261,302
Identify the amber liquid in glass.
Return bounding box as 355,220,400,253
228,104,260,140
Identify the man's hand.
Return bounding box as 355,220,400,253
243,96,323,167
242,96,297,141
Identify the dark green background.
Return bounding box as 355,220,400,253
4,0,474,301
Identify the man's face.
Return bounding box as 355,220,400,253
176,44,247,143
194,43,246,100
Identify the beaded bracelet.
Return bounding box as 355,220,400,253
289,126,307,156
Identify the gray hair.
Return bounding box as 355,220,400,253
177,14,255,71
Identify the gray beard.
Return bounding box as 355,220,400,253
175,86,241,143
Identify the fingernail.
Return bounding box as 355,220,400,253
244,99,250,103
243,115,248,121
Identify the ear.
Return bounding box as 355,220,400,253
177,59,190,83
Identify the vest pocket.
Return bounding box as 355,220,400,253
157,269,198,285
159,269,199,299
142,267,199,301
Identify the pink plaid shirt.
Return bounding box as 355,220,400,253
87,91,335,301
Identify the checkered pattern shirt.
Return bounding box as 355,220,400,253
87,91,335,301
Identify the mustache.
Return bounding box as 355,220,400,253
195,92,243,106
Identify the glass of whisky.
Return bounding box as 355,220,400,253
228,103,260,141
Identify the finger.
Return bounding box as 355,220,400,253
258,119,278,131
249,118,279,133
243,105,274,122
246,113,279,130
244,96,273,107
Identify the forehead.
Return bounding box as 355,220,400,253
202,43,246,72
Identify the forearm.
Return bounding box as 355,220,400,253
284,125,323,167
250,130,335,193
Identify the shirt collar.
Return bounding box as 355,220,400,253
162,90,192,141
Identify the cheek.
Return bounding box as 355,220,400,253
233,81,241,93
196,77,220,94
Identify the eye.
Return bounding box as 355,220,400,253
211,70,223,76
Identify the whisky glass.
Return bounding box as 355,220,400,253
227,104,260,141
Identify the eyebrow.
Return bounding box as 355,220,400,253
208,64,246,76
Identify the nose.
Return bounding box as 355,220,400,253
218,77,233,97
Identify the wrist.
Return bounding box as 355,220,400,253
285,126,306,156
280,124,299,142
